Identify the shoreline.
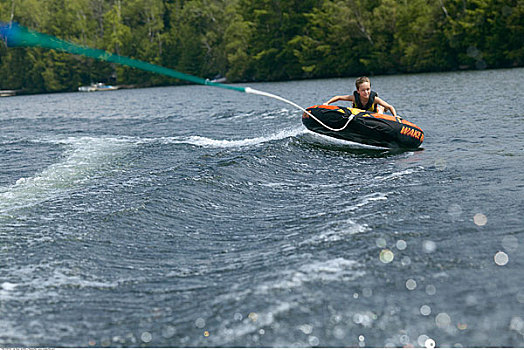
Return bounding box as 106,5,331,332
2,65,522,97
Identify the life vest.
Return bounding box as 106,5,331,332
353,90,378,112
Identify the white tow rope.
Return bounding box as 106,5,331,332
245,87,354,132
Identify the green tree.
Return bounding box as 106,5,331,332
223,0,254,80
394,0,450,72
236,0,322,80
1,0,523,93
165,0,229,80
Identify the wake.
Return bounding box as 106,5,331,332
0,137,132,217
153,126,306,148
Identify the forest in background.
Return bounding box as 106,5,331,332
0,0,523,93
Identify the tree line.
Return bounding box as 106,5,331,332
0,0,522,93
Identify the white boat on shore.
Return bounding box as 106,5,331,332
0,90,16,97
78,83,118,92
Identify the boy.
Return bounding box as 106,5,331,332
324,76,398,118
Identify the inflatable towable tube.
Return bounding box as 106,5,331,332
302,105,424,149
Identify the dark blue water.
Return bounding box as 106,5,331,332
1,69,523,347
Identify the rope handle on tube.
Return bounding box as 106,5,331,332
245,88,354,132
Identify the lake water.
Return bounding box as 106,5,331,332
1,68,523,347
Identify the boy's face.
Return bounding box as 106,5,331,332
357,82,371,99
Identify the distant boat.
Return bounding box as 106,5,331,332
210,76,227,83
0,90,16,97
78,83,118,92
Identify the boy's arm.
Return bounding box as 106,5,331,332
324,95,353,105
375,97,398,118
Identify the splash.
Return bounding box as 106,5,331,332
0,137,131,217
165,127,305,148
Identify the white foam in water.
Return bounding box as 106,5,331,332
157,127,305,148
374,167,423,181
0,263,119,303
0,282,17,299
1,282,17,291
215,300,296,345
342,192,389,213
258,258,364,293
299,192,389,246
303,130,388,150
0,136,131,216
33,267,119,290
0,262,119,345
302,218,370,246
215,257,364,345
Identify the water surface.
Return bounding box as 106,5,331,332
1,68,523,347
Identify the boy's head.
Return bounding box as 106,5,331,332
355,76,370,91
355,76,371,99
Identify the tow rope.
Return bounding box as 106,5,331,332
0,22,352,132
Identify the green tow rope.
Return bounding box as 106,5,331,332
0,22,336,127
0,22,244,92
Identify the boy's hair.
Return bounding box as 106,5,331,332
355,76,370,90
